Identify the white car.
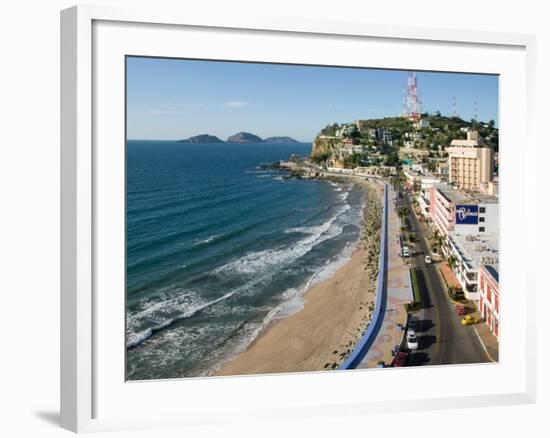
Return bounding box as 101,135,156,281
406,330,419,350
424,255,432,264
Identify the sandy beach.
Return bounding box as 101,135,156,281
215,182,382,376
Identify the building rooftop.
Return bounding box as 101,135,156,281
449,233,499,272
437,186,498,205
450,139,480,147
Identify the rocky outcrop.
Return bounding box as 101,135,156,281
177,134,224,143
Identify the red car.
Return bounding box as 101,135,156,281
392,351,409,367
455,305,467,316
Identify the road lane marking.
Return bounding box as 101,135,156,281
472,325,497,363
408,198,443,364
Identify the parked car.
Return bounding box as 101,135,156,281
406,330,419,350
461,314,479,326
402,246,410,257
455,304,467,316
408,316,418,331
424,255,432,264
392,351,409,367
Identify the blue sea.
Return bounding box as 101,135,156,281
126,140,365,380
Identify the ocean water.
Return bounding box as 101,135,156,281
126,140,365,380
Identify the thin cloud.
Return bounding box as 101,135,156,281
144,109,189,115
224,101,249,108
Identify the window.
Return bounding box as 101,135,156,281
480,207,486,213
479,216,485,222
479,226,485,232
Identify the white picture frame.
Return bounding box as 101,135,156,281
61,4,536,433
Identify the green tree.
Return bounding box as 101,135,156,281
385,151,399,166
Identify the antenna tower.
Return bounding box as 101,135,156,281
404,72,421,122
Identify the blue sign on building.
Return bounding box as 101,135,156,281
455,205,479,225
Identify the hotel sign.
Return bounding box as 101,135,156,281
455,205,479,225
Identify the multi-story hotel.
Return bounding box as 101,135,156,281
447,130,494,191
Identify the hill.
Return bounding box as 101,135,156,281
177,134,224,143
311,113,499,166
226,132,263,143
263,136,299,144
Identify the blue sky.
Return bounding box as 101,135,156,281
127,57,498,142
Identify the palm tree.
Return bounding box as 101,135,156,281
447,254,457,271
398,206,409,218
431,230,443,254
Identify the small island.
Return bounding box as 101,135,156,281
263,136,299,144
177,134,224,144
226,132,263,143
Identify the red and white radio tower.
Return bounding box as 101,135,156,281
403,71,422,122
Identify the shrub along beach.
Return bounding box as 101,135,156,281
215,181,383,376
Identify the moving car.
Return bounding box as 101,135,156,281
424,255,432,264
461,314,479,326
392,351,409,367
406,330,419,350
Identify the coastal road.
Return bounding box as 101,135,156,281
400,192,488,366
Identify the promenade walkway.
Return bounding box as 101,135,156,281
357,185,413,368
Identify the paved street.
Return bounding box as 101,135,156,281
401,191,490,366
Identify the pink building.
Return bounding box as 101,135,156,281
478,264,499,339
429,186,455,237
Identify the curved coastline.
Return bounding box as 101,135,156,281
214,180,383,376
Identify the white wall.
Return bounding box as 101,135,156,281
480,202,499,235
0,1,547,437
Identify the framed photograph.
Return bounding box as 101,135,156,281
61,5,536,433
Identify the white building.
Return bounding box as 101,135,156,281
341,145,363,155
403,168,442,191
414,119,430,129
415,191,431,218
445,233,498,300
327,167,353,174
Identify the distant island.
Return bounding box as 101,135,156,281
177,132,300,144
177,134,224,144
227,132,263,143
263,136,299,144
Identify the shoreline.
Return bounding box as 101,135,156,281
214,181,383,376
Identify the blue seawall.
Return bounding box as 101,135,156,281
339,183,388,369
